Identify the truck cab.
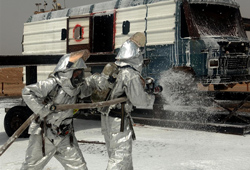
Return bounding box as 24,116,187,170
21,0,250,90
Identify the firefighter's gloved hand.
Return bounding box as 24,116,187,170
145,77,156,94
145,77,155,90
38,103,55,119
153,85,163,94
145,77,155,85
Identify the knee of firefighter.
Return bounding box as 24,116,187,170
109,117,122,134
101,116,131,135
25,135,56,159
27,134,43,150
101,116,121,134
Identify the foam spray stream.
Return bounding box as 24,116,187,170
158,69,213,123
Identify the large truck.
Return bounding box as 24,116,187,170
4,0,250,137
22,0,250,87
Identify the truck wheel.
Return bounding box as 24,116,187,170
4,106,33,138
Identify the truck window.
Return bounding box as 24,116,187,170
181,5,189,38
189,4,247,38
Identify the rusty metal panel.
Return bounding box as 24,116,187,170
23,17,67,55
115,5,147,49
146,0,176,46
68,44,90,53
68,16,90,46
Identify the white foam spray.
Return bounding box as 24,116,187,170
158,69,214,123
159,69,199,106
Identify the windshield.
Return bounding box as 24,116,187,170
189,4,247,38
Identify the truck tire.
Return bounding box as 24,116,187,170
4,106,33,138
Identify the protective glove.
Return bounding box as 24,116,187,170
145,77,155,85
37,103,54,119
145,77,154,90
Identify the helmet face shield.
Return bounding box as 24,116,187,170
71,69,85,87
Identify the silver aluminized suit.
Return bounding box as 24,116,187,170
21,52,107,170
100,39,155,170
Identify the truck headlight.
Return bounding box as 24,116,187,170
208,59,219,68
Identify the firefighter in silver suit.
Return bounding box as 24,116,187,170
20,50,107,170
100,32,157,170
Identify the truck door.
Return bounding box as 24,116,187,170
68,15,91,53
68,13,115,54
92,13,114,53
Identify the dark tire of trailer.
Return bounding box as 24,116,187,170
4,106,33,138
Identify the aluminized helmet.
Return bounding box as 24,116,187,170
115,32,145,72
53,50,90,73
52,50,90,90
130,32,146,47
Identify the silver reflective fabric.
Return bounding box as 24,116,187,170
21,54,107,170
101,115,133,170
115,40,144,72
53,53,87,73
21,134,87,170
101,66,155,170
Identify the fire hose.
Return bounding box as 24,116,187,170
0,97,127,156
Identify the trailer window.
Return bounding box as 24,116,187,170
73,24,84,41
189,4,247,38
123,21,130,35
61,28,67,40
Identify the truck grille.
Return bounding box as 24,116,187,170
221,56,248,70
